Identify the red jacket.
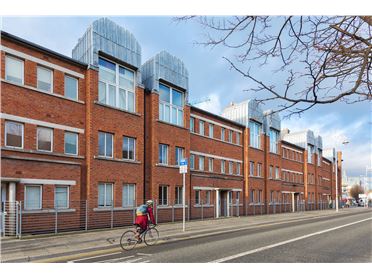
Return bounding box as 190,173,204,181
135,206,156,230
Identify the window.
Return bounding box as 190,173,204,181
199,120,205,135
64,75,78,100
190,154,195,170
236,163,241,175
209,123,214,138
229,161,233,175
98,57,135,112
249,121,262,149
270,191,274,202
55,186,69,209
123,184,136,207
37,66,53,92
64,132,78,155
227,130,232,143
236,132,240,145
199,156,205,171
249,161,255,176
37,127,53,152
123,136,136,160
206,191,211,205
208,158,214,172
175,147,185,166
250,189,255,203
159,83,184,126
269,165,273,178
257,163,262,177
98,132,113,158
5,55,24,84
175,186,183,205
318,149,322,166
258,190,262,203
221,160,225,174
159,185,168,206
275,167,280,179
98,183,113,207
5,121,23,148
190,117,195,132
25,185,42,210
236,192,240,203
308,144,314,163
221,128,225,141
269,129,279,153
195,190,200,205
158,144,169,165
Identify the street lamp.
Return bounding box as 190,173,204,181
335,141,349,212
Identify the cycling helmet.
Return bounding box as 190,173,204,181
146,200,154,206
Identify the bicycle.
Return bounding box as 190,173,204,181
120,223,159,251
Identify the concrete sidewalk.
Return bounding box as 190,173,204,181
1,208,370,262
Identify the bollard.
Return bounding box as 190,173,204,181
110,203,114,229
155,200,158,224
19,201,22,238
55,206,58,234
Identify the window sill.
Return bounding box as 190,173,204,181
157,205,189,209
157,120,188,131
1,79,85,104
94,101,141,117
94,156,141,164
191,169,244,178
22,208,76,214
269,152,281,156
190,132,243,148
249,146,264,152
155,163,178,169
249,175,264,179
1,147,85,159
93,207,137,212
193,204,214,208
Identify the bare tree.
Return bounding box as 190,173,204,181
349,184,364,200
176,16,372,117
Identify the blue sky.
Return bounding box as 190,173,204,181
1,16,371,178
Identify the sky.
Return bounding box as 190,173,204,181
1,16,371,178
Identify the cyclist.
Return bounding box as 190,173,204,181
134,200,156,242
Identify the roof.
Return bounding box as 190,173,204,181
1,31,88,68
281,140,305,150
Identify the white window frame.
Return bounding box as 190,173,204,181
236,132,240,145
175,147,185,166
250,189,255,203
275,167,280,179
199,156,205,171
98,132,114,158
190,154,195,170
158,83,184,126
37,127,53,152
236,162,241,175
55,186,69,209
195,190,200,205
159,144,169,165
209,123,214,138
123,136,136,161
308,145,314,163
199,120,205,136
221,160,225,174
175,186,183,205
249,161,255,176
37,66,53,92
159,185,168,206
221,127,225,141
257,163,262,177
64,75,79,101
190,117,195,132
208,158,214,172
5,121,24,149
229,161,233,175
24,185,42,210
122,184,136,208
5,55,24,84
249,121,262,149
228,130,233,143
64,132,78,155
206,190,211,205
269,129,279,153
98,183,113,207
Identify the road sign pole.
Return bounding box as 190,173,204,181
183,172,185,232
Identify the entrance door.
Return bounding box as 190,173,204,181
219,191,228,217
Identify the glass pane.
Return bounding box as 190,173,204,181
55,187,68,208
129,138,135,160
98,132,105,156
178,109,183,126
106,133,113,157
123,137,129,159
106,185,112,206
164,105,170,122
119,76,134,90
37,128,52,151
171,107,177,125
99,67,116,83
159,84,170,102
159,104,164,121
172,89,183,107
108,85,116,106
26,186,41,209
99,81,106,103
119,89,126,110
6,122,23,147
65,76,78,100
127,91,134,112
6,56,23,84
37,67,52,92
99,58,116,71
98,184,105,206
65,132,77,155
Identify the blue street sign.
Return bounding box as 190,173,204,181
180,159,188,166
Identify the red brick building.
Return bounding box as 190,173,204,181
0,18,342,235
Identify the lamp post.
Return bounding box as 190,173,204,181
335,140,349,212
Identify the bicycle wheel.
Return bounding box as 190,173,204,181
120,230,137,251
144,227,159,246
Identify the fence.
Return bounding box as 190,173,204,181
0,198,338,238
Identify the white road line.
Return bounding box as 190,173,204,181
99,255,135,263
140,260,151,263
210,217,372,263
124,257,143,263
136,253,152,256
68,252,123,263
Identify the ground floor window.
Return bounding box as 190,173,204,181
195,190,200,205
55,186,69,209
24,185,42,210
123,184,135,207
159,185,168,205
175,186,183,205
98,183,113,207
258,190,262,203
206,190,211,205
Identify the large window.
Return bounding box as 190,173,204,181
159,144,169,165
5,121,23,148
209,123,214,138
159,83,184,126
25,185,42,210
123,136,136,160
199,156,205,171
55,186,69,209
249,121,262,149
5,55,24,84
269,129,279,153
175,147,185,166
64,132,78,155
308,144,314,163
98,132,113,158
98,57,135,112
159,185,168,206
37,127,53,152
190,117,195,132
175,186,183,205
64,75,78,101
190,154,195,170
199,120,205,135
98,183,113,207
37,66,53,92
123,184,136,207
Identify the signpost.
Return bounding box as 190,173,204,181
179,159,187,232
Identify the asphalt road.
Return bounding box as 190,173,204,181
67,210,372,263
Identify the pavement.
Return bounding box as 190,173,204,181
1,207,371,263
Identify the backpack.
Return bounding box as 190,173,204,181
136,204,148,216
